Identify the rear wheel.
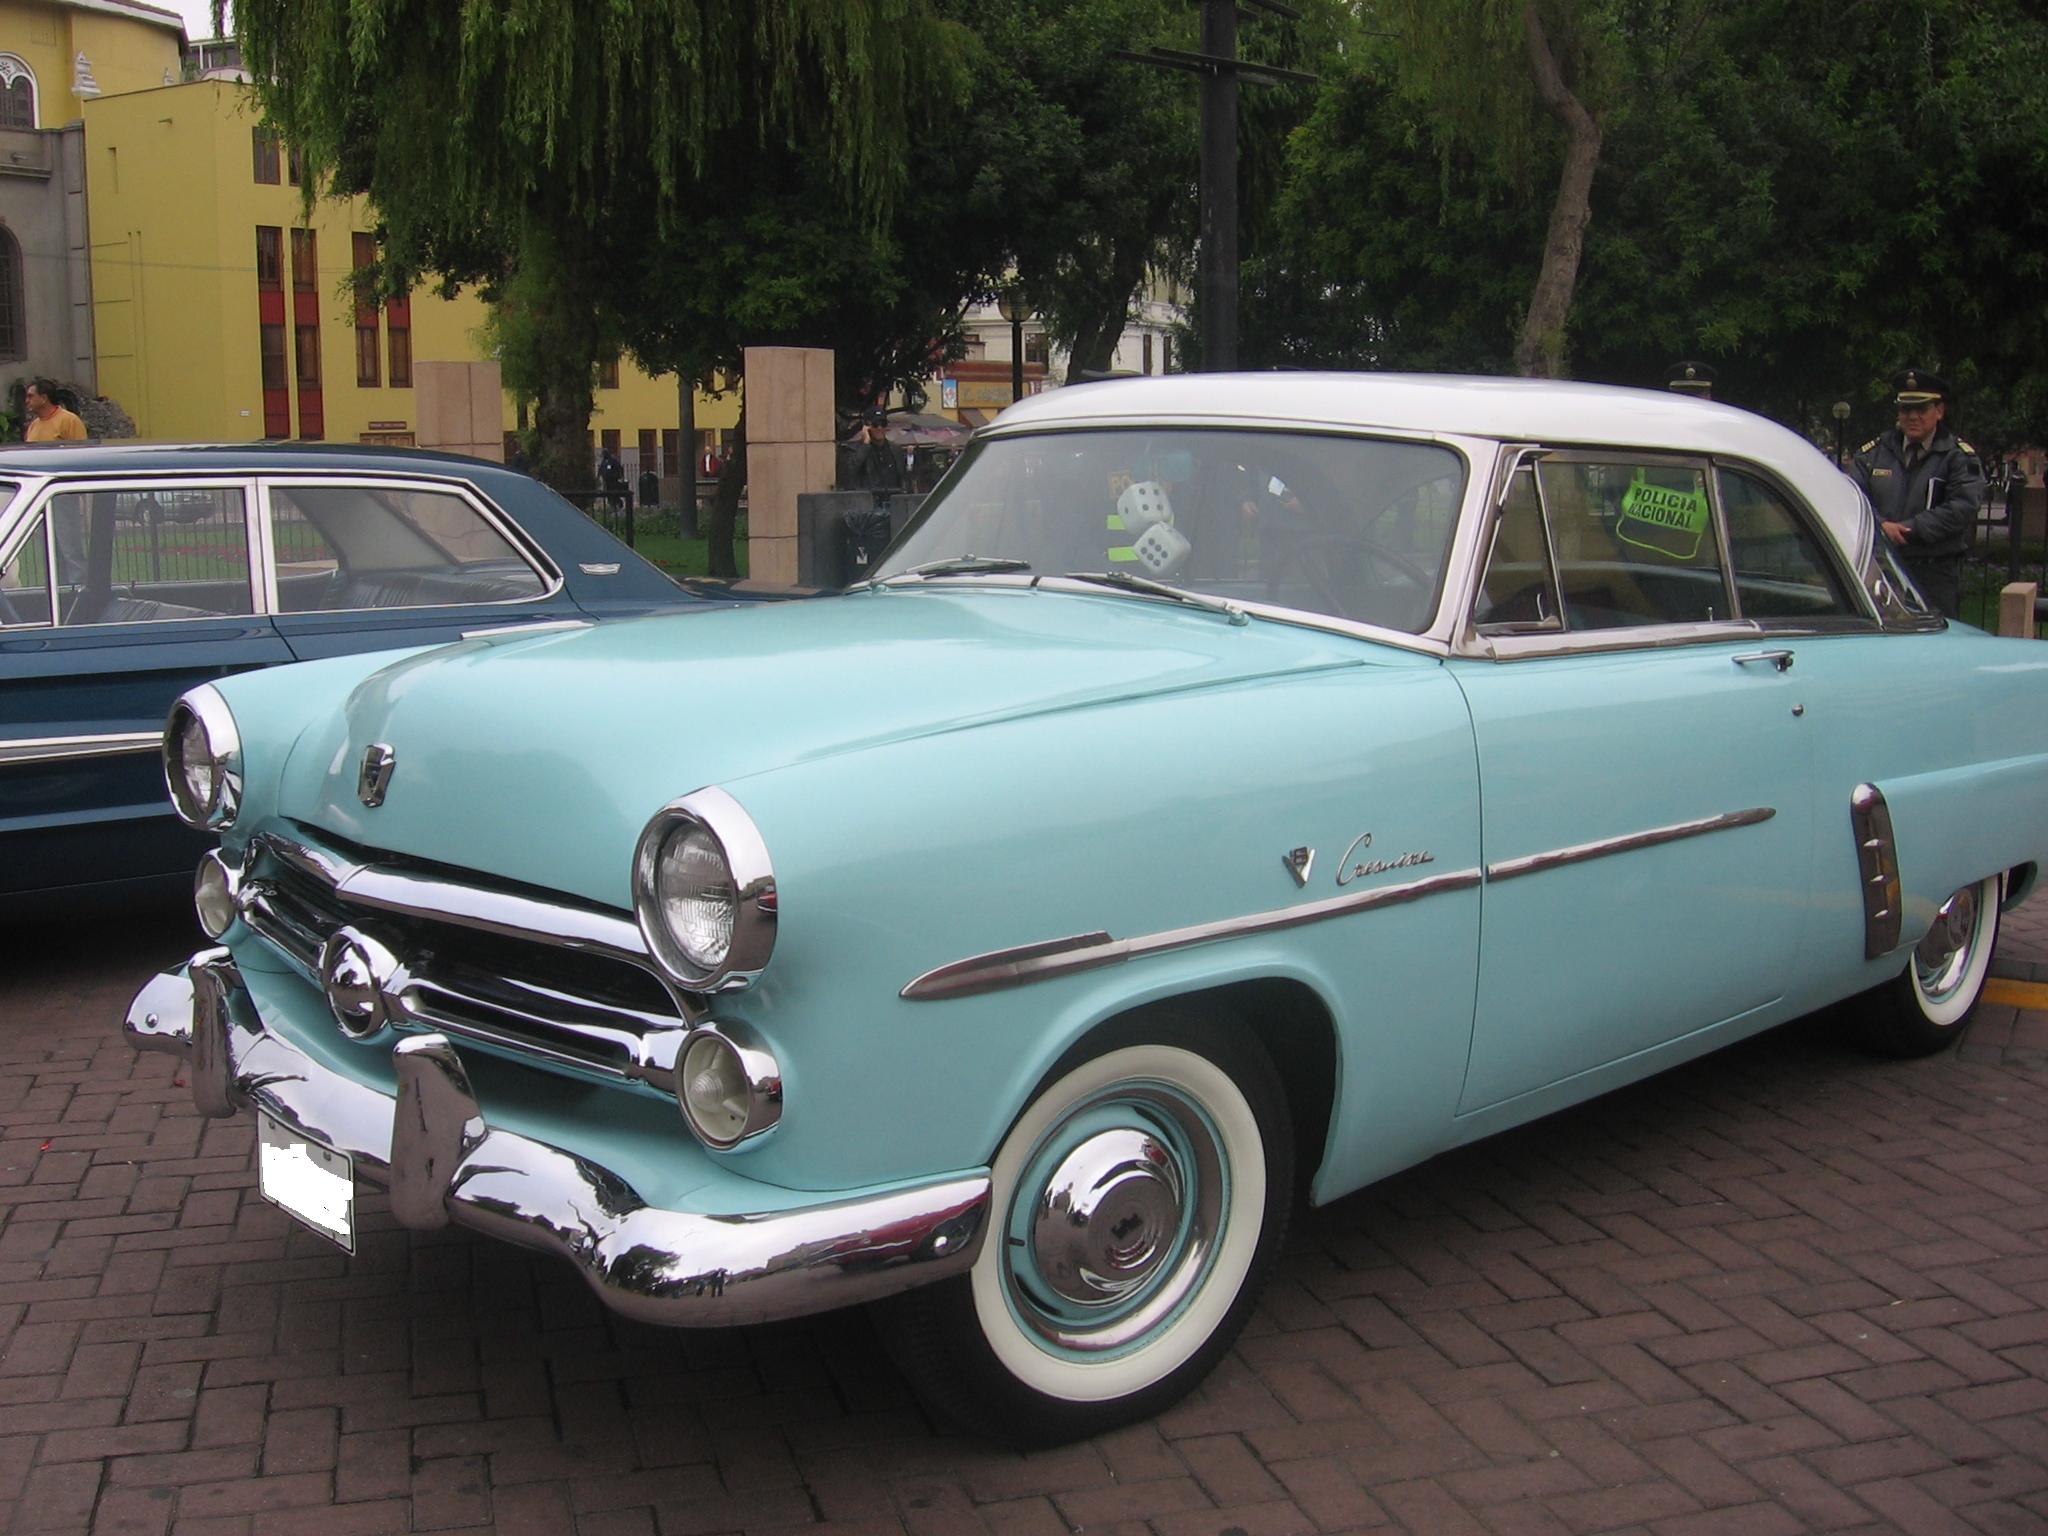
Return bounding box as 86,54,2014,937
878,1013,1291,1446
1851,874,2001,1057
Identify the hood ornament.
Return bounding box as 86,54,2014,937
358,743,396,808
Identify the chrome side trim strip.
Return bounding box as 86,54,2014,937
1485,807,1775,883
901,868,1484,1002
1850,783,1902,958
0,731,161,767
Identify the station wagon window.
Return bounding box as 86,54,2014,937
1,514,52,627
877,429,1466,633
270,484,547,612
45,489,255,625
1716,466,1857,620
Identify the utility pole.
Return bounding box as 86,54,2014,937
1117,0,1313,373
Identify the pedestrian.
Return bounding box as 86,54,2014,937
22,378,87,442
1848,369,1984,620
597,444,627,509
1665,361,1715,401
848,408,902,494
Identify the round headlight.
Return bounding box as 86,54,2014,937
164,686,241,830
632,788,776,991
677,1024,782,1149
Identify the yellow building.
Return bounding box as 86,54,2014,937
81,76,734,479
1,0,183,131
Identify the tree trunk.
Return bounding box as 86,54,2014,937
520,226,605,490
708,403,745,579
1065,240,1154,379
677,370,698,536
1512,0,1603,379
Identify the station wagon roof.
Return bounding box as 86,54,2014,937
0,442,511,478
989,372,1874,568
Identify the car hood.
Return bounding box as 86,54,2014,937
278,586,1407,904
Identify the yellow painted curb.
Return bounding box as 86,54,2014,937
1982,978,2048,1011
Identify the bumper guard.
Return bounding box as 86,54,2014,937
124,953,989,1327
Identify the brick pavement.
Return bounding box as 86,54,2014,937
2,904,2045,1536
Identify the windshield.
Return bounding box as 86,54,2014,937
872,428,1467,633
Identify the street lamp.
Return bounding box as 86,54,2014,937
1831,400,1851,466
996,287,1029,403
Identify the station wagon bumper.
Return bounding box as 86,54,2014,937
123,952,990,1327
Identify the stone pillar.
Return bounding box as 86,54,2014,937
2000,581,2038,639
742,347,836,585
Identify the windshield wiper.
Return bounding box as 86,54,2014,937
1059,570,1249,625
873,555,1033,586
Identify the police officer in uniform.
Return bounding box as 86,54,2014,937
1666,361,1716,400
1848,369,1984,619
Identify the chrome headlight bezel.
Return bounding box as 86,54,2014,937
164,685,242,830
675,1021,783,1150
632,787,777,992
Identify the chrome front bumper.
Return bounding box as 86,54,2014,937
124,952,990,1327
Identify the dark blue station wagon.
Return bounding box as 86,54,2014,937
0,443,701,917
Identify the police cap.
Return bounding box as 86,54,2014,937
1665,361,1715,396
1892,368,1949,405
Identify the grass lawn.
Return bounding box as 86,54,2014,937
633,525,749,580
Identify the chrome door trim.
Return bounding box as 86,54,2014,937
1484,806,1776,884
1850,783,1902,958
0,730,163,767
901,867,1484,1002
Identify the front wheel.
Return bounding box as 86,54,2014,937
1850,873,2002,1057
878,1016,1292,1446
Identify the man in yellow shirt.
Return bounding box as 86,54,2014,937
23,378,87,442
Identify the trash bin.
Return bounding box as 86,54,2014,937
638,468,660,514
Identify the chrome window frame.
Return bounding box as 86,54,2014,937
0,493,56,631
256,472,563,617
1709,458,1879,633
6,475,262,628
1455,443,1885,661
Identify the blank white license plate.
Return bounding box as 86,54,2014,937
256,1110,355,1253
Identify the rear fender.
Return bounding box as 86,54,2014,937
1867,753,2048,948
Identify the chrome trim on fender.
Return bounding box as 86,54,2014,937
1485,807,1776,884
121,958,989,1328
901,868,1484,1002
0,731,162,768
1850,783,1903,958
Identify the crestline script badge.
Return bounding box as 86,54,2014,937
1335,832,1434,886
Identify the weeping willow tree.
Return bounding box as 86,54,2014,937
231,0,949,488
1379,0,1619,377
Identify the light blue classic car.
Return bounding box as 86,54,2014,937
123,375,2048,1445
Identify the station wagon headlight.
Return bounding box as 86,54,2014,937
164,685,242,830
632,788,776,991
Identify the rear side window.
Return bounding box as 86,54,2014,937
270,484,546,612
1717,467,1858,620
1,514,51,626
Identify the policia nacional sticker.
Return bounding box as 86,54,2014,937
1617,471,1710,560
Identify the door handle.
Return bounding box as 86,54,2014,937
1731,650,1794,672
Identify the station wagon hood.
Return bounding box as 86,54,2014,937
275,587,1404,902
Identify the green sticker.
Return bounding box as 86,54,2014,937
1617,473,1709,560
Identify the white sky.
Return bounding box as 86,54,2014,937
171,1,230,41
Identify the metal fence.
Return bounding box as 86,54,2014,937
1960,477,2042,635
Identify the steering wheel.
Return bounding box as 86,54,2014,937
1265,535,1434,624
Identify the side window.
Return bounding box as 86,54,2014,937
1535,460,1727,629
1,515,52,627
48,489,254,626
271,484,547,612
1718,467,1858,620
1476,463,1561,630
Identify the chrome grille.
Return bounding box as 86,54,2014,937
240,824,689,1088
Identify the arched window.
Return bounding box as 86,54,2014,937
0,56,36,129
0,227,23,362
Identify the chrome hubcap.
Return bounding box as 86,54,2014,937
1915,885,1980,1001
1032,1129,1183,1305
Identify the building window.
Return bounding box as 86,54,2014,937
0,56,36,129
289,228,316,290
661,429,680,478
600,428,621,458
254,226,282,290
637,428,656,474
260,325,288,390
0,227,22,361
598,354,620,390
252,127,281,184
294,324,321,388
1162,335,1172,374
1143,333,1154,375
351,233,380,387
387,312,411,387
1025,330,1049,367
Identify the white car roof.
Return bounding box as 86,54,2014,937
988,372,1874,570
